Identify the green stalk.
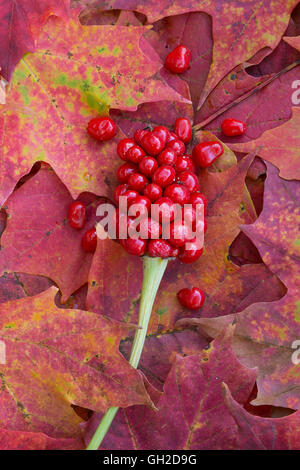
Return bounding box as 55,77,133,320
86,256,169,450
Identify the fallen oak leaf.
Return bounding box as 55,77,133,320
0,287,153,438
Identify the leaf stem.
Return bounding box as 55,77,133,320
86,256,169,450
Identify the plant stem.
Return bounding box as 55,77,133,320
86,256,168,450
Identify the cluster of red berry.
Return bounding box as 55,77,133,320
113,118,209,262
68,201,97,253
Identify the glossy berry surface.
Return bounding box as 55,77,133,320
153,165,176,188
178,241,203,264
177,287,205,310
164,184,190,206
87,116,116,141
168,221,193,248
68,201,86,230
190,192,207,215
221,118,246,137
143,183,163,202
175,155,195,173
174,118,192,143
117,138,135,160
81,228,97,253
166,139,185,156
139,156,158,177
192,141,224,168
152,126,169,145
114,183,129,204
136,218,162,240
122,189,139,208
157,148,177,166
120,237,147,256
165,45,191,74
117,162,138,183
152,197,177,223
176,171,200,193
126,145,145,164
148,239,179,258
141,131,165,156
128,172,148,192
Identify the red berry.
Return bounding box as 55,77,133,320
176,171,200,192
178,240,203,264
148,239,179,258
157,148,177,166
168,221,193,248
190,192,207,215
152,126,169,145
114,184,129,204
87,116,116,141
221,118,246,137
139,156,158,177
136,218,162,239
121,189,139,209
130,195,151,217
192,141,224,168
166,139,185,156
143,183,163,202
81,228,97,253
68,201,86,229
165,45,191,74
152,197,177,223
117,162,138,183
167,131,178,143
117,138,135,160
115,209,133,238
126,145,145,164
177,287,205,310
175,155,196,173
174,118,192,143
128,172,148,192
153,165,176,188
141,132,165,156
164,184,190,206
120,238,147,256
134,129,148,146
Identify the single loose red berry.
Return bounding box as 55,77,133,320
143,183,163,202
126,145,145,164
141,132,165,156
139,156,158,177
157,148,177,166
221,118,246,137
165,45,191,74
136,218,162,240
114,183,129,204
134,129,149,146
87,116,116,141
192,141,224,168
175,155,196,173
148,239,179,258
166,139,185,156
176,171,200,193
117,138,135,160
174,118,192,143
164,184,190,206
168,221,193,248
178,240,203,264
190,192,207,215
153,165,176,188
152,126,169,145
117,162,138,183
152,197,177,223
81,228,97,253
128,173,149,192
68,201,86,230
177,287,205,310
120,238,147,256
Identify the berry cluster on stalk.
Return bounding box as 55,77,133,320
114,118,209,263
